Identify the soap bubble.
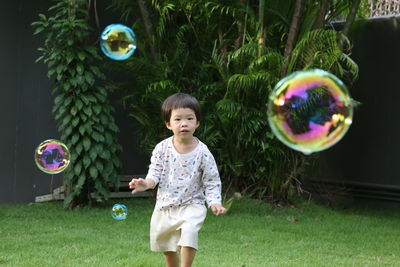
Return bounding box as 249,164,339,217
100,24,137,60
267,69,353,155
34,139,70,174
111,204,128,220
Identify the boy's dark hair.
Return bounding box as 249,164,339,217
161,93,201,123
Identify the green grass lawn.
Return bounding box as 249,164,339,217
1,197,399,267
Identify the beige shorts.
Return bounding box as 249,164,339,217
150,204,207,252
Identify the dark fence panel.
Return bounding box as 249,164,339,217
0,0,60,204
307,17,400,201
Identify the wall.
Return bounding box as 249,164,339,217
308,16,400,201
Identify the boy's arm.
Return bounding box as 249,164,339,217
129,177,155,193
202,156,226,215
202,151,222,207
145,142,164,186
144,177,156,189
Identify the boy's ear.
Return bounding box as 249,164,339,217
165,121,172,130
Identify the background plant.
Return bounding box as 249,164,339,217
32,0,122,209
105,0,366,204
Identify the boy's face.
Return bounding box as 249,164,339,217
165,108,200,139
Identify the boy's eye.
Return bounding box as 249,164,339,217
174,118,180,121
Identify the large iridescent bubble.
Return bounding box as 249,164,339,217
100,24,137,61
267,69,353,155
34,139,70,174
111,204,128,220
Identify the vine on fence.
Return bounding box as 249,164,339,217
32,0,122,208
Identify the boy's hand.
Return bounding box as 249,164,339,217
210,204,227,216
129,178,148,194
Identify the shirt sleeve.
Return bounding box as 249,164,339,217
201,148,222,207
145,142,163,188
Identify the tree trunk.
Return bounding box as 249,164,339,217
258,0,266,57
137,0,159,61
339,0,362,50
281,0,305,77
218,27,227,59
234,20,244,50
313,0,330,30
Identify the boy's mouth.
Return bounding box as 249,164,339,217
180,130,189,133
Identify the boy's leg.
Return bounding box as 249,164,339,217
163,251,179,267
180,247,196,267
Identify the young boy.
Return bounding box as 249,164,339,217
129,93,226,267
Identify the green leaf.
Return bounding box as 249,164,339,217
112,157,121,169
64,95,73,106
93,105,101,115
81,113,88,122
54,94,64,105
78,52,86,61
95,144,103,154
76,99,83,110
33,27,45,35
79,124,86,135
35,56,44,63
56,64,65,74
81,95,89,104
70,152,78,163
62,115,72,126
105,132,113,145
31,21,44,27
95,161,104,173
100,114,108,125
71,134,79,145
92,131,104,142
63,82,70,91
85,71,95,85
71,117,80,127
100,150,110,160
109,123,119,133
76,142,83,154
84,122,92,133
90,65,101,77
83,156,91,168
83,137,91,151
71,106,78,116
66,53,74,64
76,75,85,85
89,166,98,179
64,126,73,137
47,68,55,78
76,174,86,189
64,171,74,183
83,107,92,116
94,179,108,198
104,161,113,175
74,162,82,176
89,149,97,161
76,63,84,75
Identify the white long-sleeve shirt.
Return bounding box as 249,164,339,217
146,136,222,210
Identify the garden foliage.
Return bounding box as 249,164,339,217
32,0,122,208
106,0,364,203
33,0,367,206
